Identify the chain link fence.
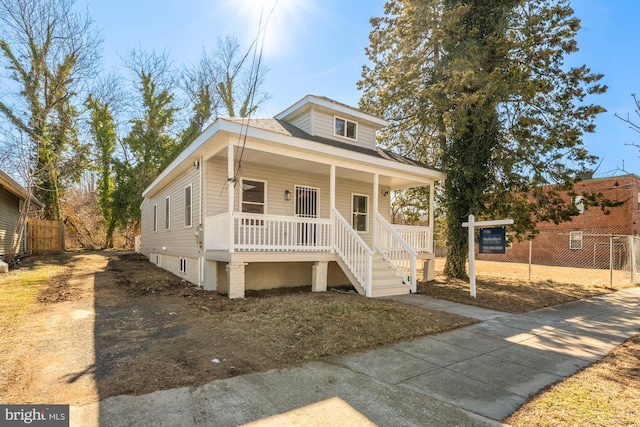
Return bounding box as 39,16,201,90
435,233,640,287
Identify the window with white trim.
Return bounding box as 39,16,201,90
334,116,357,140
352,194,369,232
569,231,583,250
184,185,192,227
165,196,171,230
241,179,266,214
179,258,187,274
153,204,157,232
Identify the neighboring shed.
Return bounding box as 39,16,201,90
0,169,43,260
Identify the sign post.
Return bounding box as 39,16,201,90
462,214,514,298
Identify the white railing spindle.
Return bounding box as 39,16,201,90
375,212,418,293
205,213,332,252
391,224,433,253
332,208,373,297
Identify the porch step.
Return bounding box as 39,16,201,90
370,283,411,298
371,254,410,297
336,253,410,298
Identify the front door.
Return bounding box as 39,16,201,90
295,186,318,246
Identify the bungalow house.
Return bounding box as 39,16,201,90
0,169,43,263
139,95,445,298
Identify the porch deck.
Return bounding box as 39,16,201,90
204,212,433,298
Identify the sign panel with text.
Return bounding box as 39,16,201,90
479,227,506,254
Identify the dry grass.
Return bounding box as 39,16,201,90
433,258,638,287
0,258,69,398
0,258,68,329
418,274,619,313
419,258,637,313
93,282,478,398
505,334,640,426
1,252,477,400
4,252,638,408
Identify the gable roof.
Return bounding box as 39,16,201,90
0,169,44,208
225,117,435,169
275,94,389,129
143,96,446,198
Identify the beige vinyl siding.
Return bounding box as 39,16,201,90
205,156,230,216
334,178,390,247
203,156,392,248
234,162,332,218
0,187,20,255
141,167,201,259
287,110,312,134
312,110,377,151
355,123,376,149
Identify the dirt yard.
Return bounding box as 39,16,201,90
0,252,474,405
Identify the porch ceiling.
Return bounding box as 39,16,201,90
219,146,430,189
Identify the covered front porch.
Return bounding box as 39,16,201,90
203,210,435,298
202,144,435,298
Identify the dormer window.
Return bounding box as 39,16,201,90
334,116,357,140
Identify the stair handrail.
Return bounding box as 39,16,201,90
374,212,418,292
332,208,373,297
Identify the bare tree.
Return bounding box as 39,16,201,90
0,0,101,221
615,93,640,154
181,36,269,121
0,130,39,263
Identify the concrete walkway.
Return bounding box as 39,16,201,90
72,288,640,427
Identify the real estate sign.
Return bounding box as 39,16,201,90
479,227,506,254
463,215,513,297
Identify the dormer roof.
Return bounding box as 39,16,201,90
275,94,389,130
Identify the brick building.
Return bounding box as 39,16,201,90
537,173,640,236
479,174,640,269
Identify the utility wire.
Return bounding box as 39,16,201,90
232,0,278,181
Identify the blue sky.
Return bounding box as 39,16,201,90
82,0,640,176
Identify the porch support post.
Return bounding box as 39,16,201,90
227,143,235,253
311,261,328,292
429,182,435,252
330,165,336,250
226,262,247,299
373,173,379,251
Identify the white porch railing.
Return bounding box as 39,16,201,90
375,212,418,293
333,208,373,297
204,212,332,252
392,224,433,253
204,211,430,296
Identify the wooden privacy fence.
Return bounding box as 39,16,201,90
27,219,64,255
